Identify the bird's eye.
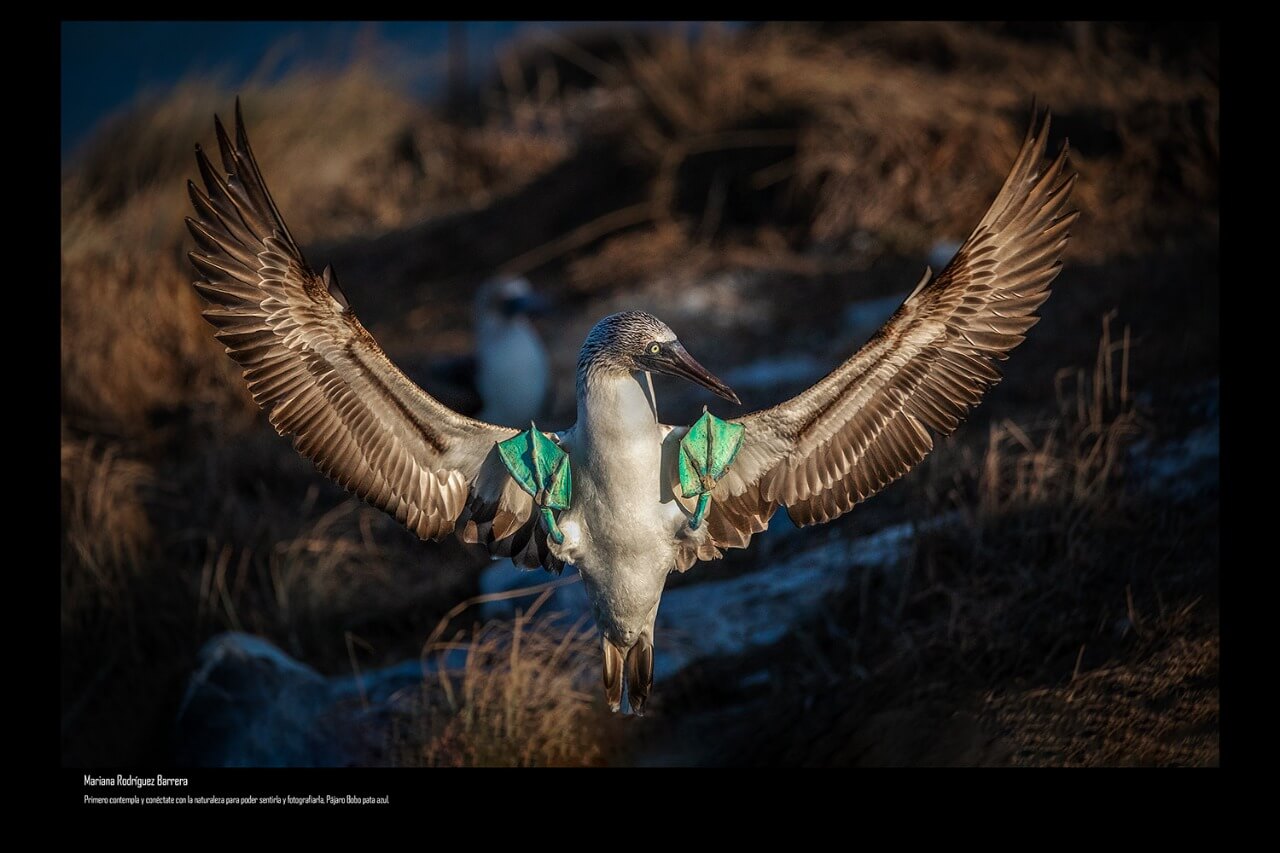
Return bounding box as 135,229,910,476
649,343,661,355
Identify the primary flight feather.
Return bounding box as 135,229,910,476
186,100,1076,714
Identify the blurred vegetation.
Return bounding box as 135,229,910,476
61,21,1217,766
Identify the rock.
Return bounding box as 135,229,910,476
174,633,438,767
478,515,931,680
1128,379,1220,501
652,518,922,676
477,564,591,622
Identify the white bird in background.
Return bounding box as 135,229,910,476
406,275,552,427
186,100,1075,716
473,276,552,427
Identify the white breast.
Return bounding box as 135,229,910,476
555,373,688,646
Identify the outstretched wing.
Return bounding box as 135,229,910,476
675,106,1078,570
186,100,561,571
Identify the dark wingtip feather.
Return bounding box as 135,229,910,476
1025,95,1047,144
213,114,237,176
235,96,249,148
186,251,208,281
221,97,304,258
1038,108,1052,147
194,144,222,197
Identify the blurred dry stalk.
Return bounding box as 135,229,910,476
61,432,155,627
390,578,619,767
499,21,1217,289
194,499,410,656
835,312,1150,678
750,312,1215,766
976,312,1138,520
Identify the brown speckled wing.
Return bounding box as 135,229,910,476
186,100,556,568
678,106,1078,569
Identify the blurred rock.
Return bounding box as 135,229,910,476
479,515,928,679
723,355,827,393
174,633,433,767
477,564,590,622
1129,379,1220,501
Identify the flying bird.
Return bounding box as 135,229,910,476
186,101,1076,715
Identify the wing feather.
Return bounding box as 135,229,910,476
186,100,557,567
678,106,1078,566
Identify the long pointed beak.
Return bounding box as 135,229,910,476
657,342,741,405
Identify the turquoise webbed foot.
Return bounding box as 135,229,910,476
678,407,745,530
497,423,571,544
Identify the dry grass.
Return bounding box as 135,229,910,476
60,431,155,628
873,316,1152,679
686,315,1216,766
195,500,395,654
492,20,1216,287
974,313,1140,520
389,580,620,767
904,317,1166,684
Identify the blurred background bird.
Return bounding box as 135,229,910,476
408,275,553,427
473,276,552,426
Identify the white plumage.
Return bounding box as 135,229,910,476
474,276,551,428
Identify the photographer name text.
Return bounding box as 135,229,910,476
84,775,189,788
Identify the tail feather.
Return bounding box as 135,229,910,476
625,637,654,716
602,637,624,713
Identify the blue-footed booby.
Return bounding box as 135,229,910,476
186,101,1076,715
405,275,551,427
473,276,551,427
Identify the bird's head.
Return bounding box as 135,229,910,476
578,311,740,405
477,276,551,320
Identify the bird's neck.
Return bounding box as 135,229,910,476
577,370,659,443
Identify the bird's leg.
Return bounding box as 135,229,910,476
602,636,624,713
624,633,655,717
